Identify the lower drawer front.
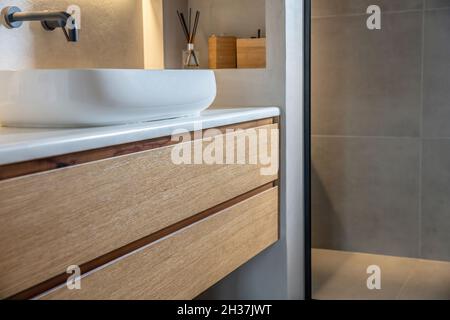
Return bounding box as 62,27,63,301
40,187,279,300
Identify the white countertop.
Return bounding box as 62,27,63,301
0,107,280,166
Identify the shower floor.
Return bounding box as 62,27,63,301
312,249,450,300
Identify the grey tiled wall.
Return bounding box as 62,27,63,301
312,0,450,262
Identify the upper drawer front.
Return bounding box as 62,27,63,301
0,123,279,298
40,187,279,300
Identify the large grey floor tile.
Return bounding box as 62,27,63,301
312,0,423,17
421,140,450,262
313,249,450,300
397,259,450,300
313,249,376,300
423,9,450,138
313,249,416,300
312,136,420,257
312,12,422,137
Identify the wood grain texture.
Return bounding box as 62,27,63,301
0,123,279,298
9,182,275,300
208,36,237,69
237,38,267,69
0,118,274,181
40,187,279,300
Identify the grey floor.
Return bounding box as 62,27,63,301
313,249,450,300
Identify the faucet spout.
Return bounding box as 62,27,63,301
41,12,79,42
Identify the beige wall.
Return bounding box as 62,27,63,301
0,0,145,69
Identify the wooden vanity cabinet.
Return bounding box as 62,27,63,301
0,118,280,300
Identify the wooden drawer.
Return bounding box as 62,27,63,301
0,123,278,298
39,187,279,300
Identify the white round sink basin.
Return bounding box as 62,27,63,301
0,69,217,128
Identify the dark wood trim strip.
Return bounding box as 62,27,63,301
0,118,276,181
8,181,278,300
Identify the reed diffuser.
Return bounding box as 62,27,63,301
177,9,200,69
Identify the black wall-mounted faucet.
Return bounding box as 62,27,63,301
2,6,80,42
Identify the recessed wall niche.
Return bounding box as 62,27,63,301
163,0,267,69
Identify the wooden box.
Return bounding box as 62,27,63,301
237,38,266,69
208,35,237,69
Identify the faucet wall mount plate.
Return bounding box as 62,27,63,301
3,6,23,28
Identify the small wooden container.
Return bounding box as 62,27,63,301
237,38,266,69
208,35,237,69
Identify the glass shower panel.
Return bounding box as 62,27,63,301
311,0,450,300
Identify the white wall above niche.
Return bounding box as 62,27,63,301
0,0,165,70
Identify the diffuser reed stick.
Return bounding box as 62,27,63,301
177,9,200,68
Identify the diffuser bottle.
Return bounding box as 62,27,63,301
182,43,200,69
